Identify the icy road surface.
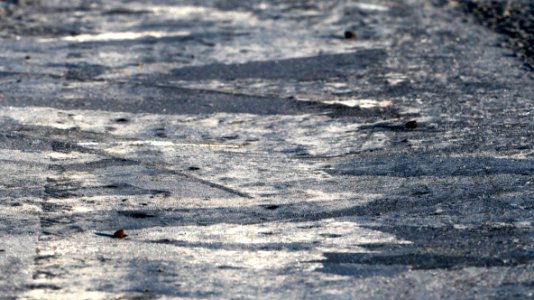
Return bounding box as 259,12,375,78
0,0,533,299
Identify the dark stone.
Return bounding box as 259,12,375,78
344,31,356,39
405,120,417,129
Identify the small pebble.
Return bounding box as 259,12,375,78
24,55,31,60
344,31,356,39
405,120,417,129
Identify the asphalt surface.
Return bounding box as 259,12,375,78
0,0,533,299
443,0,534,69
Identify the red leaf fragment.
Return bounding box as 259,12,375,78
112,229,127,239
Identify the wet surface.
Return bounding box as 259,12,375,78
0,0,533,299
